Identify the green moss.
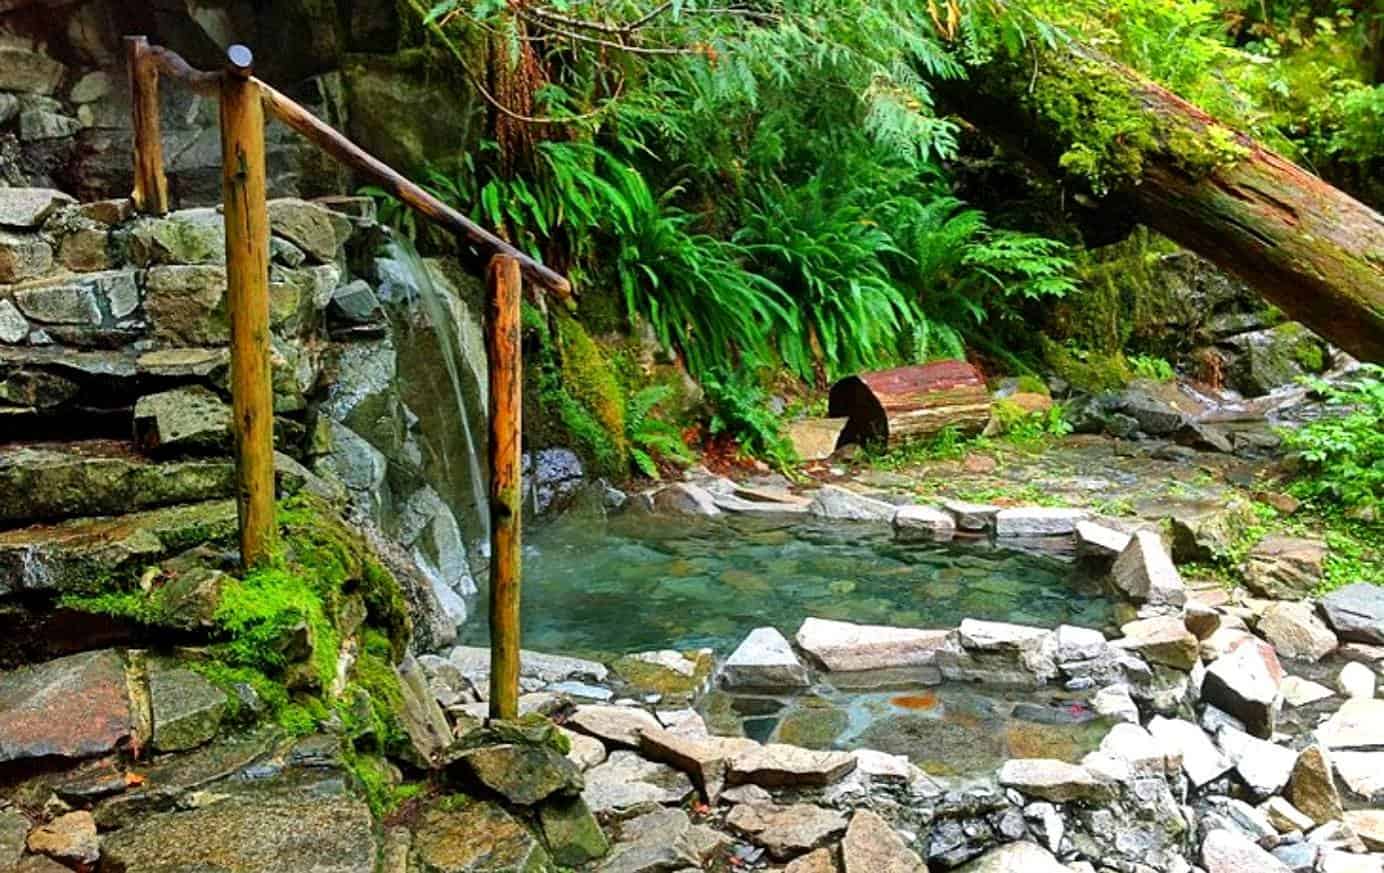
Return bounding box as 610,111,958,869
189,662,291,726
1014,375,1050,395
1041,338,1133,392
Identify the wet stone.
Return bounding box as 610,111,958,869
0,649,131,763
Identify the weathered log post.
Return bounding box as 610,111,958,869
219,45,276,569
125,36,169,215
486,254,523,720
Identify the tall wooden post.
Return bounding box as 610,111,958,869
125,36,169,215
219,45,276,569
486,254,523,720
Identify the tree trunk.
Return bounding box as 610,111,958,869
946,38,1384,363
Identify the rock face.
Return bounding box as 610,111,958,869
841,809,925,873
1201,638,1283,738
1242,536,1326,600
721,627,810,691
794,618,948,672
0,649,131,763
1320,583,1384,645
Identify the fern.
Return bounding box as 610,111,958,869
625,385,694,479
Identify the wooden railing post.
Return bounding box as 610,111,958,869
219,45,276,569
125,36,169,215
486,254,523,720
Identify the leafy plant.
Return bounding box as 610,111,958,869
702,368,796,467
625,385,694,479
1130,354,1177,381
1279,365,1384,512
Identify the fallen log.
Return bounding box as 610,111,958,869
829,361,991,448
944,35,1384,362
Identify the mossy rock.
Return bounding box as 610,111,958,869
611,650,714,703
1041,338,1133,393
772,698,849,749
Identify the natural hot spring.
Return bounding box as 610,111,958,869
458,511,1115,659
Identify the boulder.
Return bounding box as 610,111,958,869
148,665,226,753
994,507,1087,537
1335,752,1384,802
598,807,728,873
725,802,848,860
413,800,547,873
1223,323,1328,397
1243,536,1326,600
941,499,1001,532
0,188,75,228
893,504,956,541
25,810,98,867
1320,584,1384,645
1258,601,1337,662
953,841,1071,873
582,750,695,818
456,743,583,805
1202,828,1293,873
794,618,948,672
1113,615,1199,670
650,482,722,517
728,743,856,788
1108,530,1186,610
840,809,925,873
1148,716,1232,787
1288,744,1343,826
538,796,609,867
0,231,51,283
1217,724,1297,797
1076,521,1131,560
567,705,662,750
267,198,350,263
0,650,132,763
1317,698,1384,751
1337,662,1376,699
133,386,234,455
808,484,897,522
998,758,1116,802
786,417,848,461
721,627,810,691
1201,637,1284,738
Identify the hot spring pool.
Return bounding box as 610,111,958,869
458,512,1115,661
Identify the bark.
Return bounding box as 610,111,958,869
829,361,991,447
947,39,1384,362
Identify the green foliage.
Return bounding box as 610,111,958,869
1130,354,1176,382
625,385,694,479
1280,366,1384,512
1042,339,1133,392
994,401,1073,445
524,303,625,474
702,369,796,467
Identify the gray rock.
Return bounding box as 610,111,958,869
893,504,956,540
952,841,1073,872
538,796,610,867
567,705,661,749
808,484,896,522
0,650,131,763
1337,662,1376,699
1243,536,1326,600
267,198,350,263
1320,583,1384,645
997,758,1115,802
328,279,384,325
1223,323,1328,397
1076,520,1131,560
728,743,856,788
1098,722,1169,777
1092,683,1140,723
0,188,75,228
18,108,79,141
941,499,1000,532
149,665,226,753
1217,724,1296,797
1202,828,1293,873
133,386,233,455
454,742,583,805
722,627,810,691
1271,841,1318,873
994,507,1087,536
650,482,722,517
1202,638,1284,738
1109,530,1186,611
0,300,28,343
1258,601,1337,662
1169,500,1259,563
1148,716,1232,787
0,232,53,283
583,750,695,818
725,802,848,860
1317,698,1384,751
841,809,925,873
1263,796,1315,834
794,617,948,672
1113,615,1199,670
637,727,758,803
413,799,547,873
598,807,727,873
1334,752,1384,802
129,208,226,266
0,47,66,95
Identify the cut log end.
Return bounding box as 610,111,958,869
829,361,992,448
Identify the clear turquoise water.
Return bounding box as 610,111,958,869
458,513,1114,660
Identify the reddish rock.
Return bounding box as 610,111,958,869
0,650,132,763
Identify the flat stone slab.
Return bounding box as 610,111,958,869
1216,724,1296,797
446,644,609,685
728,743,856,788
149,665,226,753
0,650,131,763
841,808,925,873
1335,752,1384,802
1149,716,1232,787
0,188,74,228
582,750,695,818
893,504,956,541
1076,520,1131,559
1316,698,1384,751
725,802,848,861
1113,615,1199,670
567,705,662,749
807,485,896,522
100,784,377,873
1320,583,1384,645
997,758,1115,802
637,726,758,803
722,626,810,691
994,507,1087,537
795,618,948,672
940,499,1000,533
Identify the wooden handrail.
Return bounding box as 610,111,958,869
123,38,572,300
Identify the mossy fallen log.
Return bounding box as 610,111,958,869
829,361,991,447
946,36,1384,362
